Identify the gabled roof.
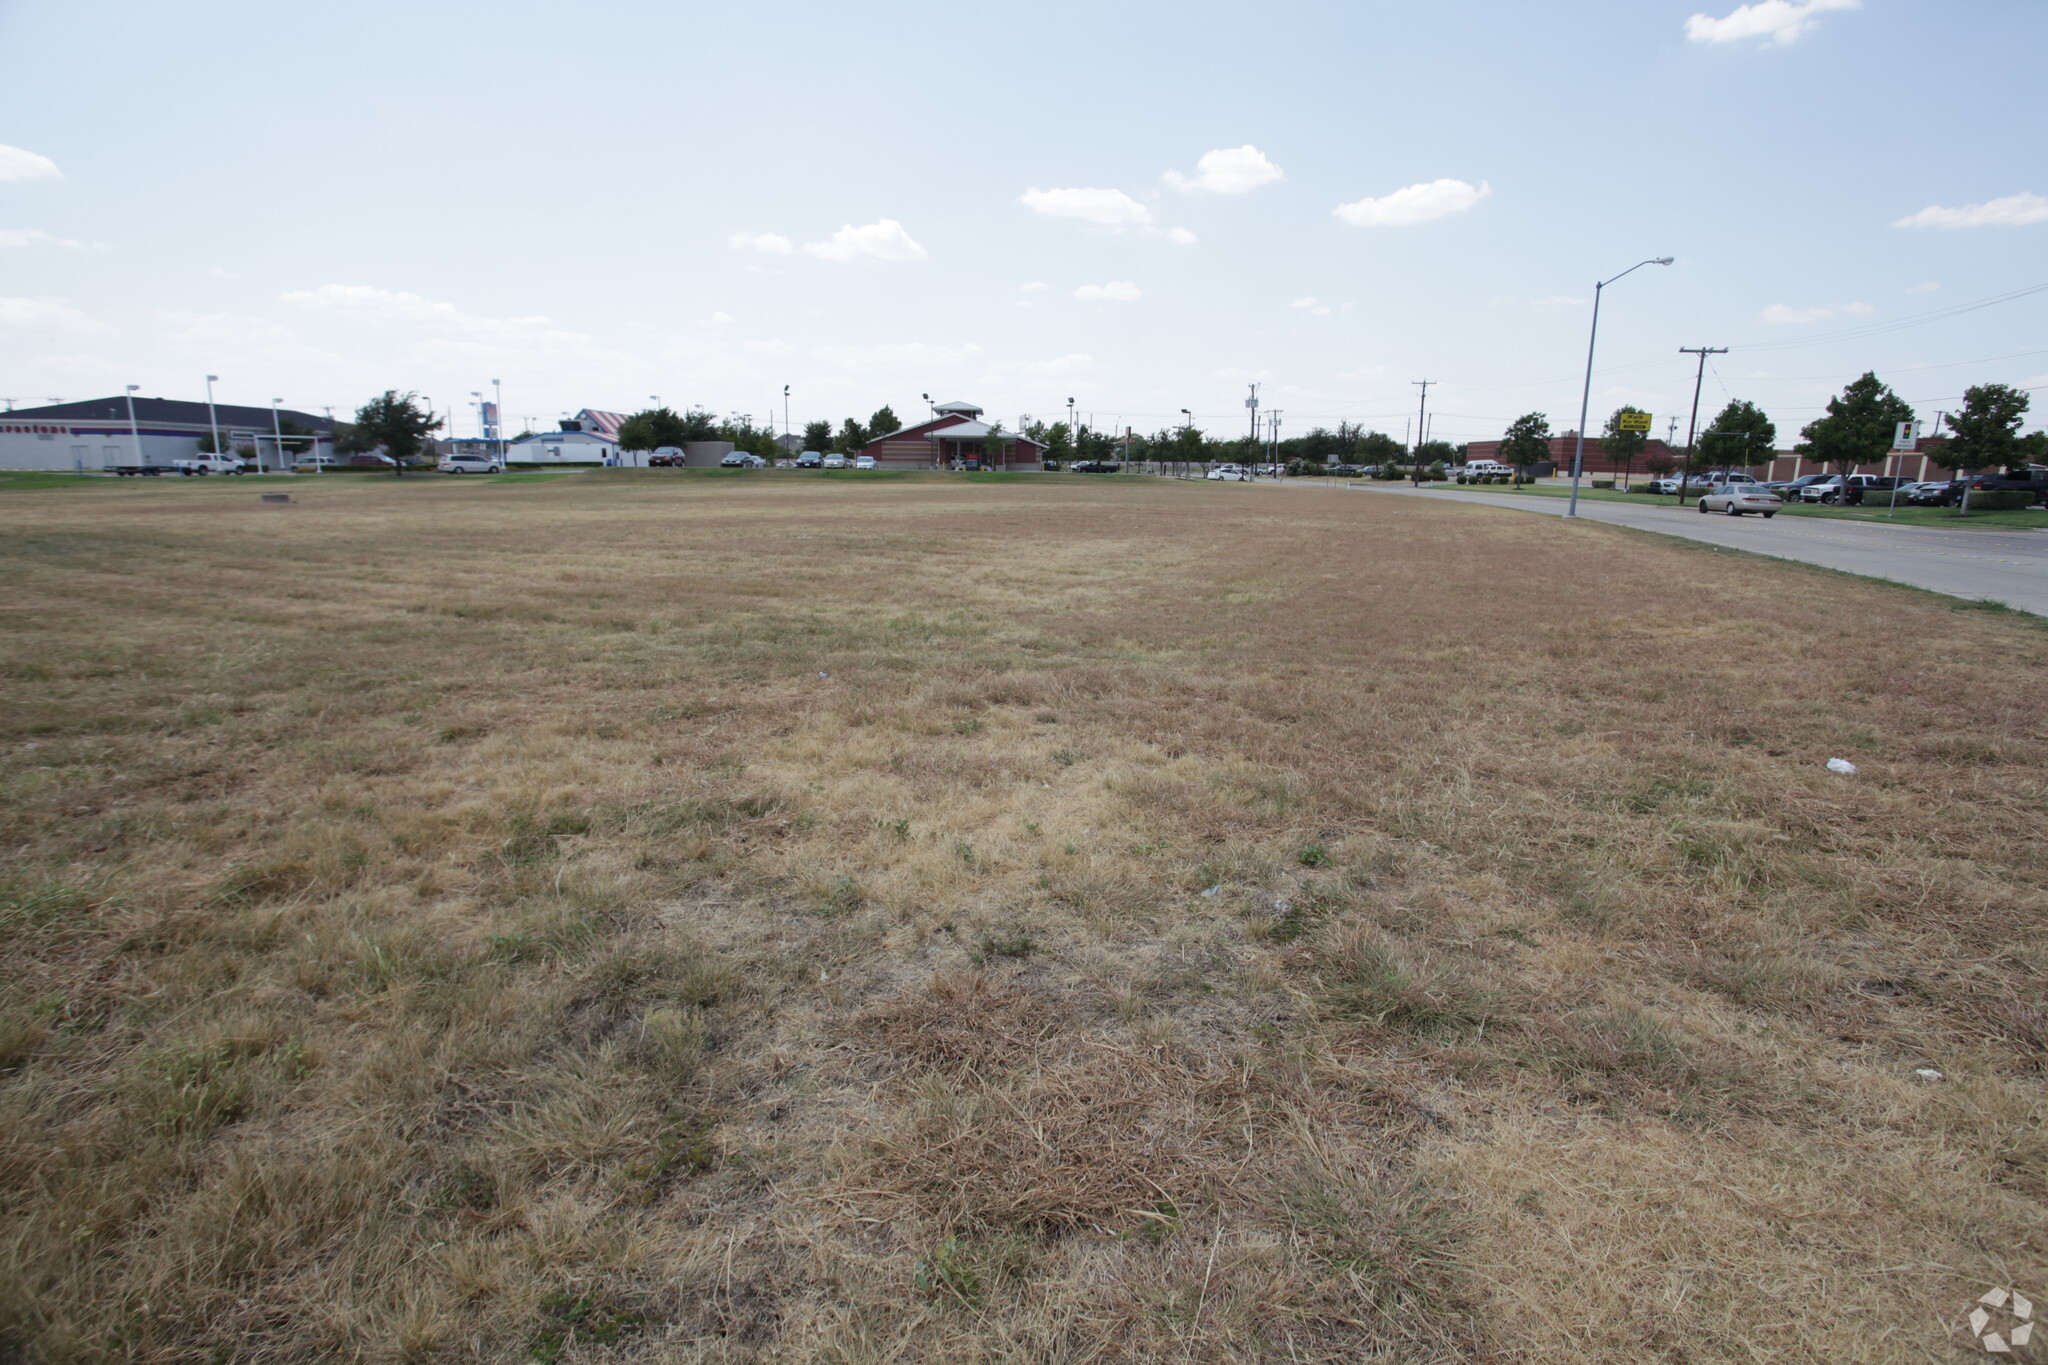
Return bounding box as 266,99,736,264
927,421,1048,448
575,408,628,440
933,400,982,415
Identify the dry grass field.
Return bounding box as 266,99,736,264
2,470,2044,1364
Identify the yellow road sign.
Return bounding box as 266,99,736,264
1616,412,1652,432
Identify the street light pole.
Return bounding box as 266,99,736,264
783,384,791,455
1567,257,1674,518
124,384,143,469
204,375,221,462
271,398,288,473
492,379,503,471
1179,408,1192,480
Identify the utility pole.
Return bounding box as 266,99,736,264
1411,380,1433,483
1244,382,1260,479
1677,346,1727,501
1270,409,1283,475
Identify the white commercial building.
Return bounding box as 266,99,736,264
0,396,334,471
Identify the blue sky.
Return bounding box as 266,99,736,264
2,0,2043,446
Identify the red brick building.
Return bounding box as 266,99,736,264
860,400,1048,470
1462,435,1684,476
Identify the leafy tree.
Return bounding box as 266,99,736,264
1044,421,1074,464
679,408,719,441
1601,407,1648,487
982,421,1005,467
1939,382,2031,476
1356,431,1403,467
353,391,440,475
617,407,689,453
1499,412,1551,475
1798,372,1916,492
1642,444,1676,481
1415,440,1457,470
1698,399,1776,487
801,419,833,452
867,405,901,438
835,417,868,453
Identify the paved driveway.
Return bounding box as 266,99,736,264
1346,485,2048,616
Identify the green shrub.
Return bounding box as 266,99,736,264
1591,479,1614,490
1960,490,2035,512
1455,474,1469,484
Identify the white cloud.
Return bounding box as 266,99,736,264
729,231,794,254
706,311,735,324
1163,145,1283,195
1015,353,1095,376
0,144,61,182
741,339,795,354
1019,187,1152,227
1684,0,1859,45
801,219,926,262
1165,226,1198,245
1019,281,1049,293
1759,301,1874,325
1212,367,1273,382
0,228,89,249
1291,297,1332,316
1074,281,1141,303
1531,294,1588,309
1892,192,2048,229
1907,280,1941,293
279,284,592,350
812,340,982,370
0,296,113,333
1333,178,1490,227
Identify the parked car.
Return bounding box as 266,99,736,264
1072,460,1122,474
648,448,686,467
822,453,848,469
293,454,342,472
1697,486,1783,517
1041,457,1061,471
1206,464,1249,482
1328,464,1364,477
718,452,750,468
795,451,824,468
110,464,181,477
1701,471,1759,487
346,453,397,468
1643,475,1690,494
854,455,877,470
438,453,503,474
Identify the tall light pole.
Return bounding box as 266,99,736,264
124,384,143,469
1180,407,1192,479
204,375,221,461
783,384,791,451
1566,256,1674,518
491,378,503,470
271,398,287,472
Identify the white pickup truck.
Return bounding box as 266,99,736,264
1461,459,1515,477
171,454,246,475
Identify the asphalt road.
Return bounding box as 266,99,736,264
1347,484,2048,616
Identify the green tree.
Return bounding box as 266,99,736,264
1044,421,1074,465
1698,399,1776,487
1939,382,2031,476
1601,407,1648,488
1356,431,1403,468
1498,412,1551,476
679,408,719,441
982,421,1005,468
1415,440,1457,474
617,407,689,454
1798,372,1916,495
835,417,868,453
353,391,440,475
801,419,833,452
867,405,901,438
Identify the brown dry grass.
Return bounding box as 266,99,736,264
1,469,2044,1363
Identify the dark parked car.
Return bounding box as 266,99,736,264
1070,460,1122,474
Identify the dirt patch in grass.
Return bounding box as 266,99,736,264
0,472,2044,1361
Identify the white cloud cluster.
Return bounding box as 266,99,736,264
1019,187,1152,227
1333,178,1490,227
1074,281,1140,303
803,218,926,262
0,228,90,249
0,144,61,182
1291,297,1331,316
1760,301,1873,325
1164,145,1283,195
0,296,112,333
1684,0,1859,45
729,220,927,262
812,340,982,370
1892,192,2048,229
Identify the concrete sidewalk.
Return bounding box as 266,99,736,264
1338,484,2048,616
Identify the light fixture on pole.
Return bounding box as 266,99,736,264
470,391,483,444
783,384,791,448
271,398,288,473
204,375,222,462
491,379,503,470
1566,256,1674,518
1180,408,1193,479
124,384,143,469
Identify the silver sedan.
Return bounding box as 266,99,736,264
1697,487,1783,518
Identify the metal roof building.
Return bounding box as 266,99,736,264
0,396,335,472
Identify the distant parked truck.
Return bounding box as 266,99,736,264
171,454,246,475
110,464,181,476
1461,459,1514,477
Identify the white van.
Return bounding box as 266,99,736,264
438,453,504,474
1462,459,1514,477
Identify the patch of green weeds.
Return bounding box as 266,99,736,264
954,718,984,735
527,1290,648,1362
973,926,1037,962
820,875,864,917
1051,748,1084,767
912,1238,984,1307
1297,843,1332,868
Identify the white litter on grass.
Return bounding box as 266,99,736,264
1200,886,1220,898
1826,757,1857,775
1914,1067,1945,1082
